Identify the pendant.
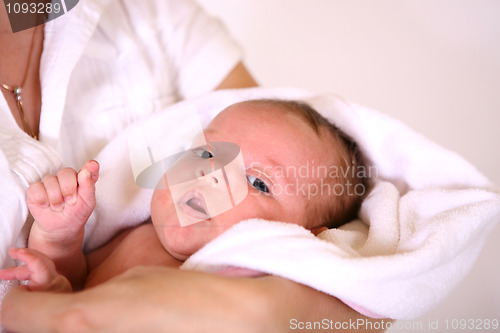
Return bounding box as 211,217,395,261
1,83,37,140
13,86,22,102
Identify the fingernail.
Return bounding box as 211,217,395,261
50,203,65,212
65,195,77,205
82,169,91,179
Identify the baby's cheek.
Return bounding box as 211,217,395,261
151,189,175,226
152,182,176,207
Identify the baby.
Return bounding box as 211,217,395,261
0,99,369,291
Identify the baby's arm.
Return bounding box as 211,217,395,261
27,160,99,289
0,248,71,292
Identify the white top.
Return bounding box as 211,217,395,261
1,0,242,169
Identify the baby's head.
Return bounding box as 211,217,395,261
151,99,369,260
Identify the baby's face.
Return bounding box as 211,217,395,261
151,102,337,260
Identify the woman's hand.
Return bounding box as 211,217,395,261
1,266,390,333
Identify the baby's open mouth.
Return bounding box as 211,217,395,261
178,191,210,221
186,197,207,214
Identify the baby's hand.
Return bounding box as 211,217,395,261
27,160,99,242
0,248,71,292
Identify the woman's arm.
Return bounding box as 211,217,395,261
259,275,393,333
1,266,391,333
216,62,258,90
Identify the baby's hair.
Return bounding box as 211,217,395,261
243,99,371,229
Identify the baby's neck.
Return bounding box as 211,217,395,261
84,223,182,288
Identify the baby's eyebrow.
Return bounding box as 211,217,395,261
202,128,217,138
259,156,294,184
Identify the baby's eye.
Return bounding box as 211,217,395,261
247,175,269,194
192,148,214,159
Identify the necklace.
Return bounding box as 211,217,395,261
1,27,39,140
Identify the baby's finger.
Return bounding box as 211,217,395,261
2,248,36,281
7,247,42,265
84,160,100,184
0,265,31,281
26,182,49,207
56,168,78,206
41,175,65,212
77,160,100,201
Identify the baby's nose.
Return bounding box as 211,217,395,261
196,169,219,185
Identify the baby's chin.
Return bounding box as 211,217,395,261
166,248,190,261
152,214,223,261
161,229,207,262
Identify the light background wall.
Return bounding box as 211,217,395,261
198,0,500,331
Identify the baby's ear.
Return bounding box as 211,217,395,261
310,226,328,236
